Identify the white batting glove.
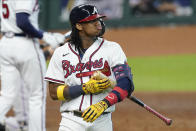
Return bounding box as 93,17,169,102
42,32,65,48
53,33,65,44
64,31,71,42
64,31,71,39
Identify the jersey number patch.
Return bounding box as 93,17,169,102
2,0,9,18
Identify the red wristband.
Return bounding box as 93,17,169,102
104,86,128,106
104,92,118,106
113,86,128,100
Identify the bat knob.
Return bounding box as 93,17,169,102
166,119,172,126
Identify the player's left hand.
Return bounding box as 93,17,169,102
82,100,108,122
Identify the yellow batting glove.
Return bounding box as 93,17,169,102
82,78,111,94
82,100,108,123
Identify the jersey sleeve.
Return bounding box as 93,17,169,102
109,43,127,68
14,0,37,14
45,48,65,84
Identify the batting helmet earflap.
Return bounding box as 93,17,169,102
69,4,106,26
97,18,105,37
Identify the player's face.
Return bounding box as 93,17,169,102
80,19,102,37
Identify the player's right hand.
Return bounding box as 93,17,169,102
42,32,65,48
82,78,111,94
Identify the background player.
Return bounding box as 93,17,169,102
0,0,65,131
0,44,58,131
45,4,134,131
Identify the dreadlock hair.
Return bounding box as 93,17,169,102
70,25,83,52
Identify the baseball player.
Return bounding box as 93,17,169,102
45,4,134,131
1,44,57,131
0,43,56,131
0,0,65,131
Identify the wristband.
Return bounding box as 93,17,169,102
104,86,128,106
69,85,85,99
57,85,66,101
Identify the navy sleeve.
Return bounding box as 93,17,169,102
116,77,134,96
110,77,134,102
16,13,43,39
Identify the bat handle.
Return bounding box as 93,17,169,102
144,105,172,126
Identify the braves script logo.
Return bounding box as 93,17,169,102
62,58,105,78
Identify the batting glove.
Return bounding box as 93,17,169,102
82,100,108,122
64,31,71,41
42,32,65,48
82,78,111,94
53,33,65,43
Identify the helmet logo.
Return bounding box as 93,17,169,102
92,7,98,15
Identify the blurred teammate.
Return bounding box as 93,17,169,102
0,0,65,131
0,44,57,131
2,80,29,131
45,4,134,131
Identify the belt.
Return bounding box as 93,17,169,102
64,110,110,118
2,32,27,38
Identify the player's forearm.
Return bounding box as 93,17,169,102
48,77,112,101
101,63,135,106
48,82,85,101
16,13,43,39
48,82,63,100
103,77,134,107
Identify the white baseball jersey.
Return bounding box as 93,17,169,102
45,37,127,113
0,0,39,33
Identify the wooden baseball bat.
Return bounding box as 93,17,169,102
128,95,172,126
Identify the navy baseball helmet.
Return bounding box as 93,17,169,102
69,4,106,26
